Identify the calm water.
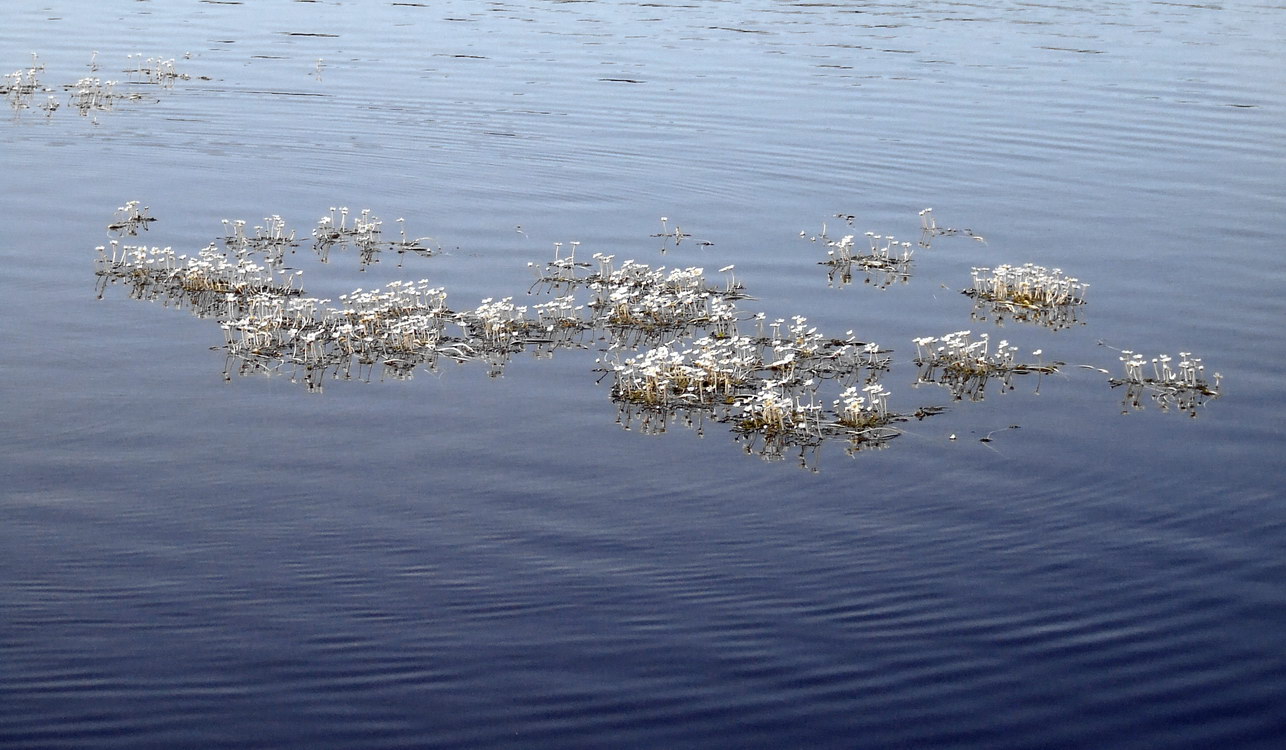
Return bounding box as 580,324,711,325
3,1,1285,747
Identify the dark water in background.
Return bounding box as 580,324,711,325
3,1,1285,747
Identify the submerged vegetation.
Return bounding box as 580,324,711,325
94,199,1222,469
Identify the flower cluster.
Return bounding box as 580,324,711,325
66,77,135,115
312,208,435,266
2,55,45,110
965,263,1088,330
912,330,1052,401
802,218,915,288
968,263,1088,307
95,223,588,389
94,241,303,305
108,201,157,236
4,51,192,118
834,384,891,429
917,207,985,247
126,55,190,86
604,315,900,459
577,261,742,343
826,232,914,288
1112,350,1221,415
607,336,761,407
94,201,1226,470
531,242,590,287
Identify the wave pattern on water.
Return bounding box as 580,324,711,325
3,0,1286,748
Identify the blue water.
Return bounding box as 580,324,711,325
3,1,1285,747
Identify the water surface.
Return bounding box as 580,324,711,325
3,1,1285,748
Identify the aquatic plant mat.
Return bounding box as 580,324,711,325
95,204,1221,469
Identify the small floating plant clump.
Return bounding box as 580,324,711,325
652,216,712,253
965,263,1088,330
603,318,904,464
607,337,760,408
533,246,744,300
462,295,591,354
802,217,915,289
312,207,437,267
530,241,590,288
815,230,914,288
94,240,305,307
801,209,982,290
918,207,986,247
734,379,900,441
605,322,888,408
125,54,191,87
732,379,921,466
531,249,747,345
1111,350,1221,416
107,201,157,236
313,206,382,264
752,315,892,381
223,215,299,264
594,270,739,343
65,77,145,115
219,280,461,386
913,331,1057,401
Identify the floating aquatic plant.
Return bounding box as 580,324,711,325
1110,350,1221,416
107,201,157,236
601,316,907,467
312,207,436,268
652,216,712,253
94,241,305,308
730,378,919,469
912,330,1057,401
126,54,191,87
3,51,197,121
2,54,45,110
918,208,985,248
222,215,298,264
964,262,1087,330
527,241,591,291
65,77,145,115
817,230,914,288
92,202,1225,469
96,222,589,389
529,253,747,345
802,213,940,288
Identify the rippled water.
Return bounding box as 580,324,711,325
3,1,1285,747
